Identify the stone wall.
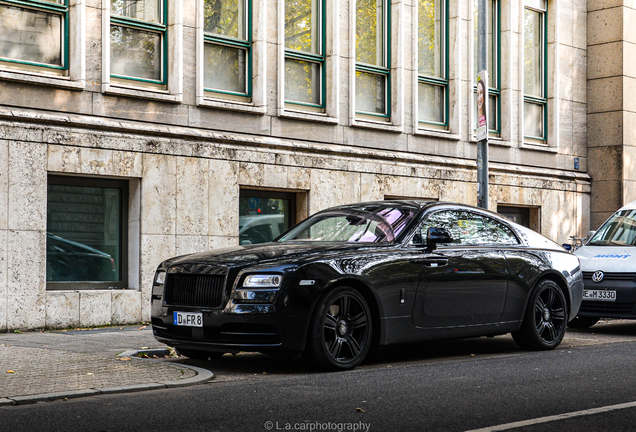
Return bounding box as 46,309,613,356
0,110,589,331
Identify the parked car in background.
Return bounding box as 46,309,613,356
46,233,117,282
571,200,636,328
151,201,583,371
239,214,285,245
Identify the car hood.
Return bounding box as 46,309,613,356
165,242,385,269
574,245,636,272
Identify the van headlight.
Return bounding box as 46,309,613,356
242,274,282,288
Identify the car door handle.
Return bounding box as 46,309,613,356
410,258,449,267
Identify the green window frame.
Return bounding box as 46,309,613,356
203,0,252,99
0,0,69,72
473,0,500,134
355,0,391,118
523,0,547,141
110,0,168,85
284,0,326,110
417,0,448,127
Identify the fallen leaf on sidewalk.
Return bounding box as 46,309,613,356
86,373,94,376
118,357,132,361
138,325,147,330
356,408,365,413
6,370,15,374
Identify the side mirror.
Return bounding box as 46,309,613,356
426,227,453,251
586,231,596,241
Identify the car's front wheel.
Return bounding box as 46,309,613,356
567,316,599,329
304,286,372,371
512,279,568,350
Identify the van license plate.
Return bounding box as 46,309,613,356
583,290,617,301
173,311,203,327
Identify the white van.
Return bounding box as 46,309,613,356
572,200,636,328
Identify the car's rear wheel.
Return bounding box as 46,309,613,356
304,286,372,371
512,279,568,350
567,316,599,329
176,349,225,360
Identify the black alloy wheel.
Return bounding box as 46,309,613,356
305,286,372,371
567,316,600,329
512,279,568,350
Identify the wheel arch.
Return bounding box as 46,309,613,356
536,271,572,320
305,278,383,349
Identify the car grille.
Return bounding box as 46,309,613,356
579,301,636,315
164,273,226,308
582,272,636,281
153,322,281,346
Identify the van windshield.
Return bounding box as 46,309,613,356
589,209,636,246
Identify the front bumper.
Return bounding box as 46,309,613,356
151,301,309,354
577,272,636,318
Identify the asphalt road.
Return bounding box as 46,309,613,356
3,322,636,432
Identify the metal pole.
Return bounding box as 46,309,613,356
477,0,489,209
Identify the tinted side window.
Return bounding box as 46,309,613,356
418,210,519,246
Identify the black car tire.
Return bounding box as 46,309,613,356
176,349,225,360
567,316,600,329
304,286,372,371
512,279,568,350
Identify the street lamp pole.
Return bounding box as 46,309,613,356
477,0,489,209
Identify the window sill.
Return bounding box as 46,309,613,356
350,118,403,133
279,109,339,124
468,136,512,147
0,69,85,90
103,83,182,103
197,97,266,115
414,127,460,141
520,142,557,153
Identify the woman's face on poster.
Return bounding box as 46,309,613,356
477,81,485,114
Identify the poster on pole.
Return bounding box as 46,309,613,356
476,70,489,141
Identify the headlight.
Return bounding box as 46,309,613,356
155,271,166,285
242,274,282,288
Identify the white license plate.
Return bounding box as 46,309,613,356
583,290,617,302
173,311,203,327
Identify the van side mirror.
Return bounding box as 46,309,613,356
427,227,453,251
586,231,596,241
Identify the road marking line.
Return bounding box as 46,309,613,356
464,400,636,432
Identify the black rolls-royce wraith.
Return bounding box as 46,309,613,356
151,201,583,370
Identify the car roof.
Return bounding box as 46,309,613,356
619,200,636,211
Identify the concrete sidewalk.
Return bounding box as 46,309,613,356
0,325,213,406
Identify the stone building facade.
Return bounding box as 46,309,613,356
0,0,590,331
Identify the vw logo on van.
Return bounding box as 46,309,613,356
592,271,605,283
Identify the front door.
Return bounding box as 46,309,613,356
410,209,519,328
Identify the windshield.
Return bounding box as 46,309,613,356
277,206,418,243
588,209,636,246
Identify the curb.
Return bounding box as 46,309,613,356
1,350,214,406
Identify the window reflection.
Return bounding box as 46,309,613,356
0,5,63,66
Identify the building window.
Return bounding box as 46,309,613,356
523,0,547,141
202,0,252,101
498,205,540,231
0,0,69,75
355,0,390,119
473,0,500,134
239,190,296,245
110,0,167,88
417,0,447,126
284,0,325,111
46,176,129,290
